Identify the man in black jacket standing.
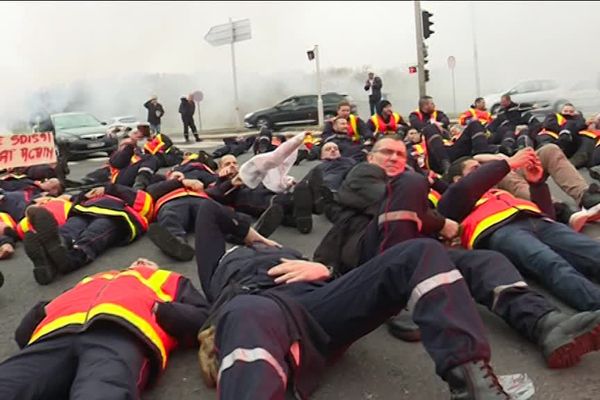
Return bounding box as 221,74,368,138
179,95,200,143
143,95,165,134
364,72,383,115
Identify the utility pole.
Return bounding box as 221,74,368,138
307,45,324,127
470,3,481,97
414,0,426,97
229,18,241,127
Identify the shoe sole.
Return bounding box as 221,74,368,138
254,204,284,238
148,224,195,261
546,317,600,369
27,208,69,272
308,170,324,215
293,182,313,234
23,233,56,285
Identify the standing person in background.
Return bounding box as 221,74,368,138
179,95,200,143
144,95,165,134
364,72,383,115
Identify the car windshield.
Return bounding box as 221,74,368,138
53,114,101,130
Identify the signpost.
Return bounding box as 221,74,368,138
307,45,324,128
205,18,251,127
448,56,457,115
191,90,204,131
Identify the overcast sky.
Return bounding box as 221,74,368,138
1,1,599,128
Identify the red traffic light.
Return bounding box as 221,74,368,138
408,66,417,74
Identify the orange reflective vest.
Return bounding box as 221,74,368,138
458,108,492,126
154,187,209,219
428,189,442,208
110,154,143,183
347,114,360,142
578,129,600,145
460,189,542,249
74,191,153,241
413,109,439,123
538,113,568,140
0,212,17,231
370,112,402,134
144,134,168,155
16,199,72,240
28,266,182,370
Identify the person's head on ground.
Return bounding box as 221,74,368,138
337,100,352,119
473,97,486,111
377,100,393,118
500,94,512,109
405,128,421,144
218,155,239,177
367,135,407,177
561,103,577,116
449,124,464,138
332,116,348,133
38,178,64,196
321,142,341,160
129,258,159,271
445,156,480,184
418,96,435,114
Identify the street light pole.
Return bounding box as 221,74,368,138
414,1,426,97
314,45,324,128
229,17,241,127
470,3,481,97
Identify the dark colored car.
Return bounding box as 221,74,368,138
33,112,118,160
244,92,355,130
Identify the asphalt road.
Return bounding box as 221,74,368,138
2,138,600,399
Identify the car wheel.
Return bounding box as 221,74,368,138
553,99,570,112
256,117,271,129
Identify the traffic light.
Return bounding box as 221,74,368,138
422,43,429,65
422,10,434,39
424,69,430,82
408,66,417,74
306,50,315,61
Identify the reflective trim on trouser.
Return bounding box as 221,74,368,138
378,210,422,231
218,347,287,387
408,269,463,309
492,281,528,310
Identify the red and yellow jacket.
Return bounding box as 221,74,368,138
16,198,72,240
458,108,492,126
460,189,542,249
72,184,154,241
144,134,173,155
28,266,182,370
370,112,404,134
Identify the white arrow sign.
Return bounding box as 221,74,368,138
205,19,251,47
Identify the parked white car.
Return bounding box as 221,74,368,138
484,79,567,115
106,115,140,139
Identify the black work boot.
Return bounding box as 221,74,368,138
535,310,600,369
569,152,589,169
516,134,533,150
195,134,202,142
197,150,218,171
306,169,325,215
0,270,3,288
24,232,57,286
254,202,284,238
444,360,510,400
499,138,515,157
581,183,600,209
386,313,421,342
589,166,600,183
148,223,195,261
292,181,313,234
26,207,71,274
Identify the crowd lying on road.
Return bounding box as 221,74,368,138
2,95,600,399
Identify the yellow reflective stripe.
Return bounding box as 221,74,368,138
538,130,559,139
87,303,168,369
468,205,541,248
556,113,566,126
370,115,379,132
29,312,87,344
475,197,490,207
0,212,17,229
428,192,439,207
141,195,153,218
349,115,359,141
118,270,174,302
74,205,137,241
579,130,598,140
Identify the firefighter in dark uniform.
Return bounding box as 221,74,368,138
487,94,541,155
368,100,409,137
439,148,600,312
537,103,587,161
321,100,373,146
0,259,209,400
171,152,219,186
0,174,63,196
22,183,154,285
583,114,600,178
142,128,182,168
108,125,160,190
315,136,600,368
458,97,493,126
191,198,514,399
